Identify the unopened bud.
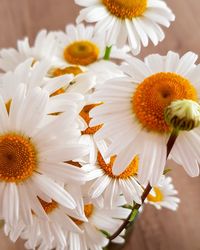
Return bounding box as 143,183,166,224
165,99,200,131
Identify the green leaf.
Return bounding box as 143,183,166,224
101,229,111,238
128,209,139,222
122,204,133,209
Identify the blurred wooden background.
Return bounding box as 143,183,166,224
0,0,200,249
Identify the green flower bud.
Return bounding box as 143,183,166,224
165,99,200,131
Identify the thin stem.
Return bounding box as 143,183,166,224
167,129,179,157
109,183,151,241
103,46,112,60
108,130,179,241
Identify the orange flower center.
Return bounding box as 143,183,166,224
80,104,103,135
102,0,147,19
72,204,94,225
64,41,99,66
133,72,198,133
97,152,138,179
0,133,37,183
147,187,164,202
38,198,58,214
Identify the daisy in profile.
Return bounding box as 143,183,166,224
83,148,143,207
0,30,57,72
90,51,200,185
67,196,130,250
52,23,125,84
75,0,175,54
0,84,88,226
146,176,180,211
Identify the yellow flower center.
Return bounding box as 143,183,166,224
72,204,94,225
80,104,103,135
64,41,99,66
38,198,58,214
133,72,198,133
147,187,164,202
97,152,138,179
102,0,147,19
0,133,37,183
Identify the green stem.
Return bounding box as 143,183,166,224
103,46,112,60
108,130,179,241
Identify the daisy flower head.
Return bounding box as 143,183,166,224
83,146,143,207
0,30,57,72
0,58,95,116
67,196,130,250
0,59,72,96
52,23,126,85
49,65,97,96
0,83,88,226
5,187,87,249
75,0,175,54
90,51,200,186
146,176,180,211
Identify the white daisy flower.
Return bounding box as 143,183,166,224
52,23,125,85
83,148,143,207
75,0,175,54
5,195,129,250
49,65,97,96
67,197,130,250
0,84,88,226
0,30,57,72
0,59,95,117
0,59,70,96
54,23,130,66
5,187,86,250
90,51,200,186
146,176,180,211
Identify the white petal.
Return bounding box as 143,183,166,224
33,174,76,209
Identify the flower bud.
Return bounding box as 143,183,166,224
164,99,200,131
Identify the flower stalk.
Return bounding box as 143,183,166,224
108,130,179,241
103,46,112,60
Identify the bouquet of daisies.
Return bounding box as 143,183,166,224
0,0,199,249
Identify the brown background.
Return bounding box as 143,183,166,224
0,0,200,250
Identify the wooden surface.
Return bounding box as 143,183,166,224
0,0,200,249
